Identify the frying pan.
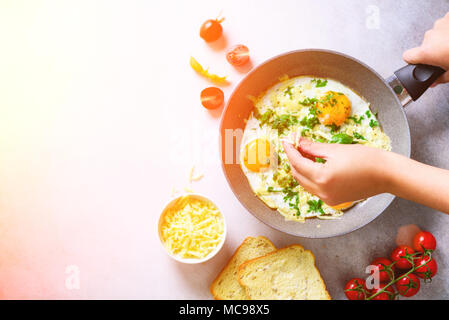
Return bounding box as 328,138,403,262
219,49,444,238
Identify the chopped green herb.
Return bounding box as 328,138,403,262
277,175,299,189
270,114,298,135
284,86,294,99
348,115,364,124
353,132,366,140
283,189,301,217
299,97,318,106
307,199,325,215
365,110,372,118
314,136,327,143
330,133,356,144
299,105,321,130
327,123,340,133
301,128,310,137
315,157,326,163
312,79,328,88
300,116,320,129
255,109,274,126
369,119,379,128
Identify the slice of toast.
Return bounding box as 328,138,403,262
210,236,276,300
238,244,331,300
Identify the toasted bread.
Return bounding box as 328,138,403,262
238,244,331,300
210,236,276,300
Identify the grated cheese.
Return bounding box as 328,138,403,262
161,196,224,259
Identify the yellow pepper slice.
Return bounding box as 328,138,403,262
189,57,228,84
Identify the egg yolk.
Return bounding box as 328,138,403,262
330,202,354,210
317,91,351,126
243,139,272,172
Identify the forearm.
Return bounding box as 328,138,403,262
383,152,449,214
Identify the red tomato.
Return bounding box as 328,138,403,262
344,278,367,300
395,273,420,297
226,44,250,67
414,255,437,280
200,87,224,110
413,231,436,252
369,283,396,300
200,19,224,42
391,245,415,270
370,258,395,283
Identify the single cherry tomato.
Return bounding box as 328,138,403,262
370,258,395,283
395,273,420,297
413,231,436,252
414,255,437,280
391,245,415,270
200,87,224,109
369,283,396,300
344,278,367,300
200,18,224,42
226,44,250,67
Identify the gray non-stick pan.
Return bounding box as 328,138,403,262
219,49,444,238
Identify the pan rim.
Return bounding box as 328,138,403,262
219,48,411,238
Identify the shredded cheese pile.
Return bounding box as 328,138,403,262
161,196,224,259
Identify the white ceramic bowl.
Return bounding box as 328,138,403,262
158,193,227,264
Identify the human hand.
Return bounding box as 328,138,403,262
403,12,449,86
281,137,392,206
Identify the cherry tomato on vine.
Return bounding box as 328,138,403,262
413,231,436,252
200,87,224,109
391,245,415,270
414,255,437,280
344,278,367,300
369,283,396,300
395,273,420,297
370,257,395,283
226,44,250,67
200,18,224,42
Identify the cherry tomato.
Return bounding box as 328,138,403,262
391,245,415,270
200,87,224,110
413,231,437,252
200,18,224,42
344,278,367,300
414,255,437,280
226,44,250,67
369,283,396,300
370,258,395,283
395,273,420,297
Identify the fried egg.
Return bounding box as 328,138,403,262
240,76,391,222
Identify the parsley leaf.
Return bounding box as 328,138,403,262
299,97,318,106
312,79,328,88
330,133,356,144
348,115,364,124
315,157,326,163
369,119,379,128
300,116,320,129
307,199,325,215
284,86,294,99
270,114,298,135
353,132,366,140
327,123,340,133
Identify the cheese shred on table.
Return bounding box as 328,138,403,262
161,196,224,259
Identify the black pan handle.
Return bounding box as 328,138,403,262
394,64,445,101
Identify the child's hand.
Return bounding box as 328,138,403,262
403,12,449,85
282,138,392,206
